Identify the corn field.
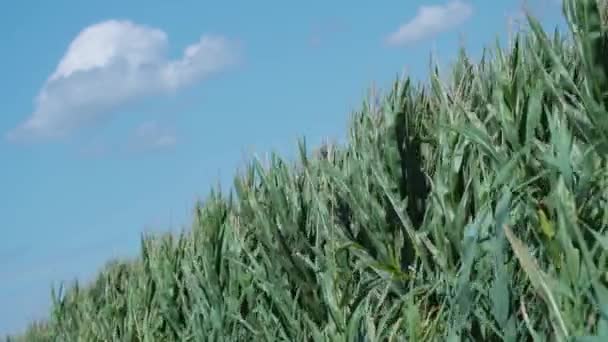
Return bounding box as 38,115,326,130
8,0,608,340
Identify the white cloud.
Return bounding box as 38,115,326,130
78,140,111,158
8,20,239,142
386,0,473,46
130,120,177,150
308,19,347,48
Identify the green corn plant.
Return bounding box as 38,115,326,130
7,0,608,340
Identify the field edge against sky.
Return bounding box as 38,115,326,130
0,0,566,336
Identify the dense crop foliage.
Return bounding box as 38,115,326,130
9,0,608,340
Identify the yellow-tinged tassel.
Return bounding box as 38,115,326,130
537,208,555,240
537,207,562,269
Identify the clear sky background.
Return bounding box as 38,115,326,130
0,0,566,336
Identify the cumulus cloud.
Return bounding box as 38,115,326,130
7,20,239,142
386,0,473,46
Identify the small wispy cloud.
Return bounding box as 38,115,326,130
386,0,473,46
308,19,347,48
7,19,240,142
77,140,111,158
129,120,177,151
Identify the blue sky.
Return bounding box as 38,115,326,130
0,0,565,336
